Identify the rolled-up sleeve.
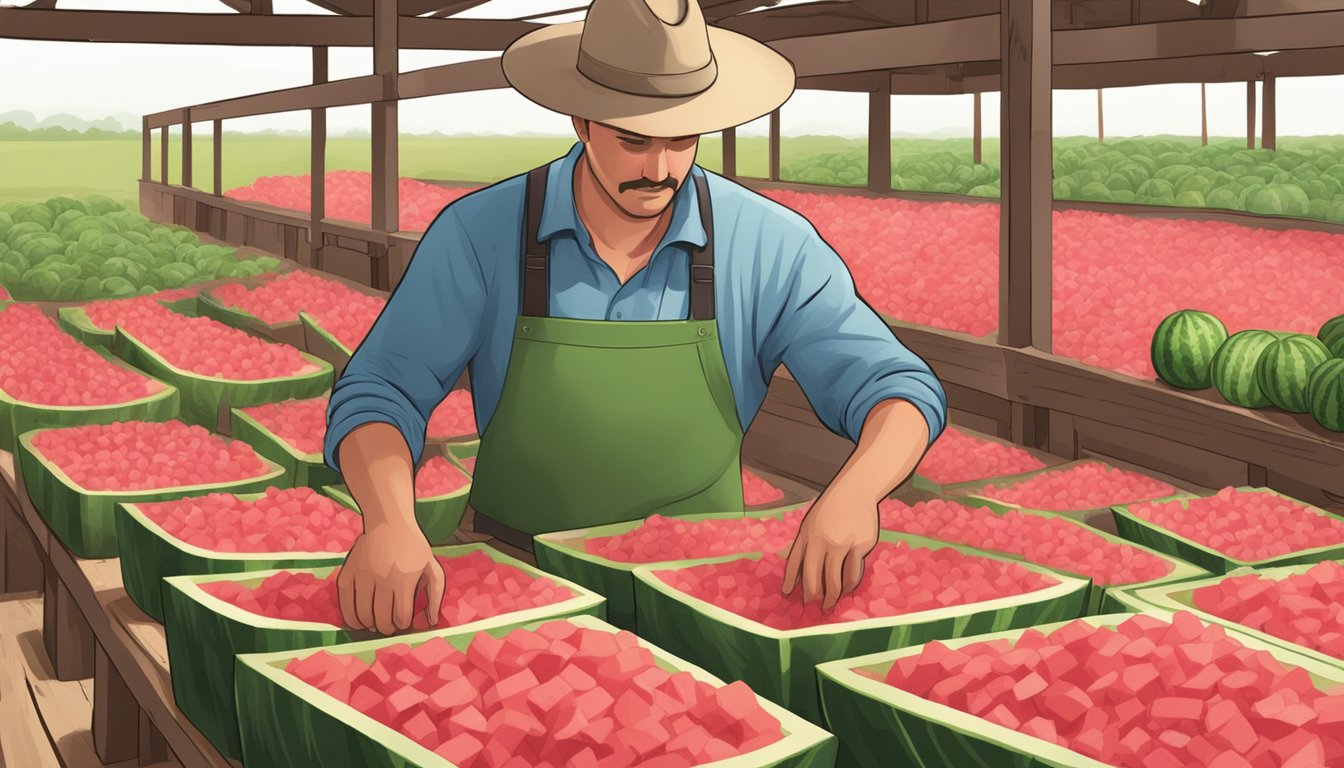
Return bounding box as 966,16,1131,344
323,209,487,472
757,229,947,446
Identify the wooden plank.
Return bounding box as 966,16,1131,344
43,558,95,681
396,57,508,100
1071,415,1242,492
0,9,371,46
159,126,168,185
145,108,188,131
283,224,299,262
212,119,222,197
1096,89,1104,142
767,14,1000,76
311,46,327,273
1048,410,1080,459
336,235,370,254
768,110,781,181
141,116,150,181
397,16,538,51
973,92,982,164
139,709,171,765
1248,79,1257,149
1202,81,1209,144
998,0,1052,351
191,75,385,123
93,645,138,763
2,451,42,594
181,120,192,189
741,408,854,489
0,596,63,768
1010,402,1050,451
867,79,891,193
1262,72,1276,149
318,245,376,288
1054,10,1344,64
722,126,737,178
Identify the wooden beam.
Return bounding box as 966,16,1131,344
1247,80,1257,148
311,0,502,14
973,91,982,164
1201,82,1209,145
181,118,192,189
145,107,187,131
722,126,737,178
251,0,272,12
213,119,222,196
1054,10,1344,64
1262,72,1276,149
999,0,1052,352
191,75,385,123
1097,89,1104,142
397,57,508,100
769,109,781,181
215,0,250,11
372,0,398,236
396,16,539,50
868,80,891,193
767,14,1000,76
141,116,150,182
159,126,167,185
796,72,883,93
312,46,327,271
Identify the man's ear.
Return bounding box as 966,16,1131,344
572,116,590,142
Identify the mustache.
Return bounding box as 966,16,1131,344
619,176,678,193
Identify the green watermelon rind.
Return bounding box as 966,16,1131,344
814,610,1344,768
116,491,361,622
900,496,1208,616
197,284,307,350
1114,566,1344,672
234,613,836,768
17,427,287,559
166,545,609,761
299,309,353,371
321,451,472,547
113,324,333,430
1319,313,1344,349
56,295,200,350
445,439,479,475
631,531,1091,725
1150,310,1228,390
1111,487,1344,575
1210,329,1279,409
230,403,342,490
0,345,181,454
910,425,1063,495
1256,334,1330,413
1307,358,1344,432
531,505,806,631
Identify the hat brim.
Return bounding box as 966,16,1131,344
502,22,795,138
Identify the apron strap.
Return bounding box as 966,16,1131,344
520,164,715,320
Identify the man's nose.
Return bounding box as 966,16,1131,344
645,148,670,183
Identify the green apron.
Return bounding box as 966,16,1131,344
468,164,744,550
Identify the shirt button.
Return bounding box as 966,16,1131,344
615,311,623,319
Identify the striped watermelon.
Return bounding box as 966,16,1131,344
1210,330,1279,408
1308,358,1344,431
1151,309,1227,389
1328,332,1344,359
1257,334,1331,413
1318,313,1344,349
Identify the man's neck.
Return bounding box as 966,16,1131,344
573,155,673,265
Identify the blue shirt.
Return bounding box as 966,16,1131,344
324,141,947,472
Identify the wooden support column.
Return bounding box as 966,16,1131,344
973,92,982,165
159,125,168,184
93,645,138,763
998,0,1052,352
867,78,891,193
138,709,170,764
213,118,222,196
1201,83,1208,146
310,46,328,270
1262,73,1276,150
141,116,150,181
181,116,192,189
1096,89,1104,142
371,2,398,257
722,126,737,178
1246,80,1256,149
768,109,780,181
43,558,94,680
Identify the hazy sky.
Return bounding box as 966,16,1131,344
5,0,1343,138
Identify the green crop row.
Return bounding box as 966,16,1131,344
0,195,283,301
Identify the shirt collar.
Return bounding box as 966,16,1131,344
536,140,709,253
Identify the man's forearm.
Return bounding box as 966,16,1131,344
337,422,419,532
828,398,931,504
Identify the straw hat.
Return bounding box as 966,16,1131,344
501,0,796,138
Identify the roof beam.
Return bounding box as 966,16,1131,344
192,74,388,123
1055,10,1344,63
305,0,480,15
398,16,538,49
214,0,251,11
767,14,999,76
397,56,508,99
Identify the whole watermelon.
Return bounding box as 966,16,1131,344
1152,309,1228,389
1257,334,1331,413
1320,313,1344,350
1329,334,1344,360
1211,330,1279,408
1309,358,1344,431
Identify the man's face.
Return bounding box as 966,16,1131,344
574,118,699,219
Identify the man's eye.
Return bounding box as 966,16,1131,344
620,137,646,146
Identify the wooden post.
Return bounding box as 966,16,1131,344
372,2,398,242
181,116,192,189
159,125,167,185
1096,89,1104,143
141,116,150,181
999,0,1052,352
1246,80,1256,150
722,125,736,178
311,46,328,269
1201,82,1208,146
1262,73,1276,150
92,645,138,763
43,559,94,680
867,78,891,193
213,118,222,196
973,91,982,165
768,109,780,181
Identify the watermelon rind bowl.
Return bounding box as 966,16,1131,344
322,449,471,546
56,294,201,350
1112,564,1344,671
17,426,286,559
230,399,342,490
909,425,1065,495
197,281,308,350
880,498,1208,616
299,309,355,370
165,543,607,761
445,439,478,475
116,490,362,622
532,505,806,631
234,613,837,768
814,609,1344,768
743,464,820,512
0,345,181,454
1110,486,1344,574
942,458,1199,532
113,324,334,432
631,531,1091,725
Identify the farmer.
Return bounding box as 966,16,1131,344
324,0,947,636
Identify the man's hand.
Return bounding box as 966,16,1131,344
781,485,879,611
337,522,445,636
